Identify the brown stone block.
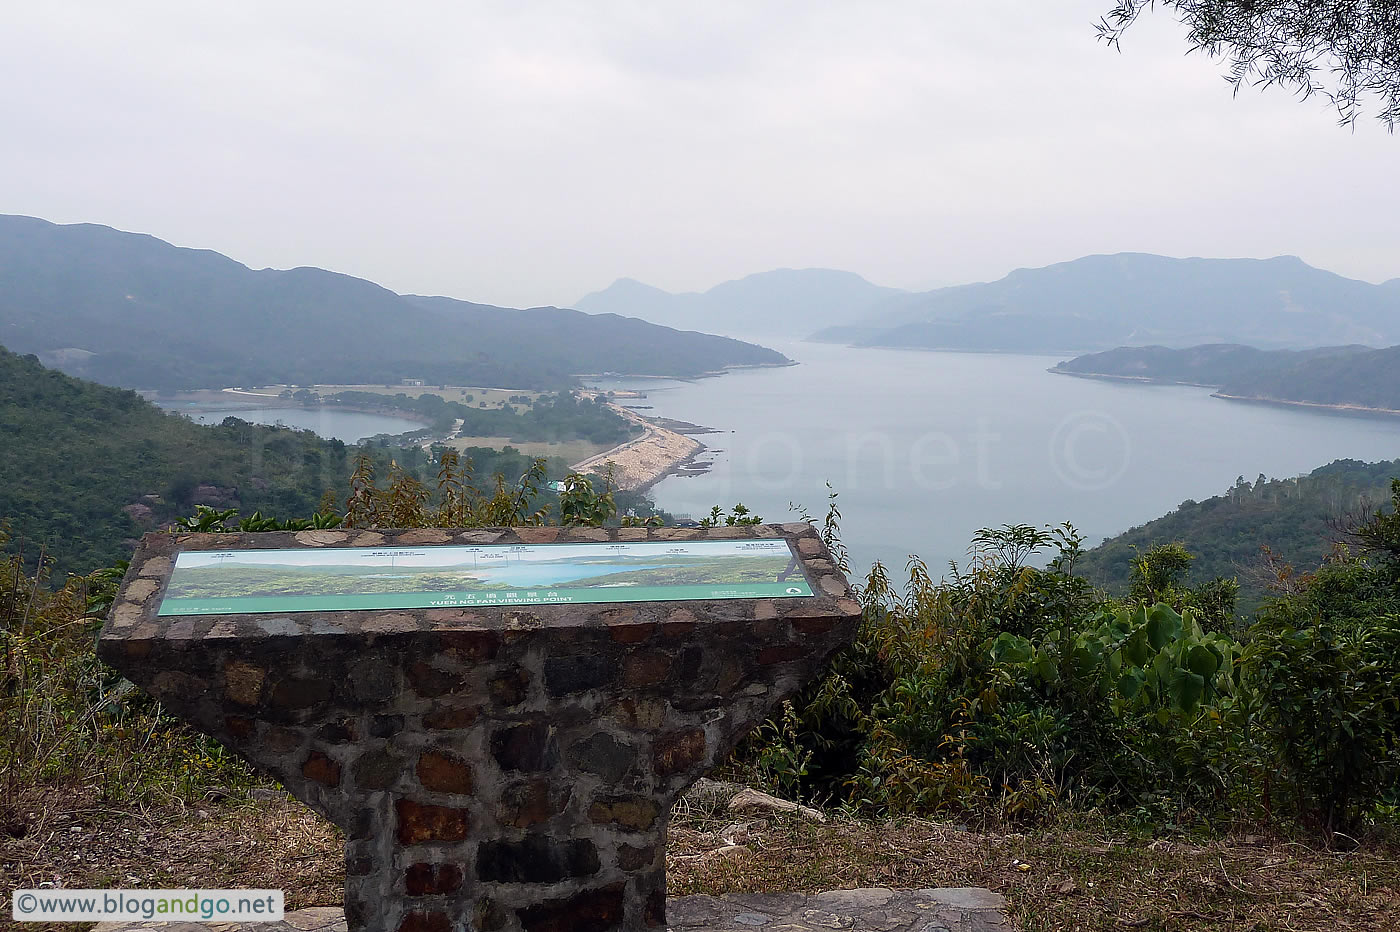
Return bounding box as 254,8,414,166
617,843,658,871
758,643,806,665
654,728,707,775
608,622,657,644
223,660,265,706
302,751,342,787
491,721,557,772
122,578,160,604
517,883,625,932
316,719,358,743
396,799,470,845
791,615,837,635
270,675,333,709
151,671,208,700
353,748,405,791
512,526,560,543
488,668,530,707
612,697,666,731
623,650,672,687
407,662,462,699
397,909,451,932
404,862,464,895
396,529,452,545
439,629,501,662
416,749,475,794
499,778,571,828
797,536,823,555
477,836,598,883
588,795,659,831
224,715,254,739
421,707,478,730
262,725,302,753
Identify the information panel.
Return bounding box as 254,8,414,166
156,539,813,616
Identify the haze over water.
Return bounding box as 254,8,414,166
591,342,1400,581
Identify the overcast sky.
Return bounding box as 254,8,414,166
3,1,1396,309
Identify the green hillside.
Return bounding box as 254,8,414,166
0,215,790,392
1051,343,1400,413
1050,343,1370,386
0,347,553,577
1218,345,1400,411
812,253,1400,352
1076,458,1400,610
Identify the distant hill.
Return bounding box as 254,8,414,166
0,215,789,391
1051,344,1372,387
1076,458,1400,612
1051,343,1400,414
811,253,1400,352
575,268,904,340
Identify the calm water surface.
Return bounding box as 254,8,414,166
157,401,420,444
591,342,1400,581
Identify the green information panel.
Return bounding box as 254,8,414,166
156,539,813,616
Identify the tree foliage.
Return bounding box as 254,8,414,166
1099,1,1400,128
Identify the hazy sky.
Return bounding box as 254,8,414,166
4,1,1397,309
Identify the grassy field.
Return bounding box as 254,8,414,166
268,384,541,413
444,435,613,465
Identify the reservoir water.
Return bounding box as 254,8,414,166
590,342,1400,581
156,399,422,444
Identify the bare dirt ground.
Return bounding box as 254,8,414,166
4,787,1397,932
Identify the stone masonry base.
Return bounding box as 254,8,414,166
93,888,1013,932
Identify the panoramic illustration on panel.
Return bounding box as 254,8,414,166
157,539,812,615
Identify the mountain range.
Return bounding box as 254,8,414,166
575,268,904,340
0,215,789,391
577,254,1400,353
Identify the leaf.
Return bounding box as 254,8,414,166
1124,630,1151,668
1186,644,1220,680
1146,604,1183,651
1034,651,1060,685
1166,668,1207,713
989,633,1033,665
1118,668,1146,701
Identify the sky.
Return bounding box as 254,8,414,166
3,1,1397,309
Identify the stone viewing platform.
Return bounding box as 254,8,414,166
99,524,865,932
95,887,1012,931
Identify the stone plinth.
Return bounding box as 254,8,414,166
98,526,860,932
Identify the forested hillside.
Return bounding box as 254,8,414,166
1051,344,1370,386
812,253,1400,352
0,348,558,576
1052,343,1400,412
0,215,789,391
1076,458,1400,609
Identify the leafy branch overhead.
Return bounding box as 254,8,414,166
1100,1,1400,128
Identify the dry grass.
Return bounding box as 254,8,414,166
442,436,612,465
3,787,1398,932
306,385,539,410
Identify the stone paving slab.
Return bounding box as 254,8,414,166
93,888,1012,932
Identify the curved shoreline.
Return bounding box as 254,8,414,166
1211,393,1400,419
1046,368,1221,389
570,402,708,492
